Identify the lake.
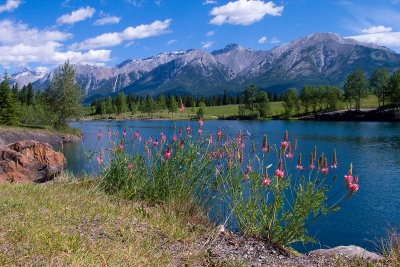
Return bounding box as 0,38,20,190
65,120,400,252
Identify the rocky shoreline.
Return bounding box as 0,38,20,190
0,127,81,147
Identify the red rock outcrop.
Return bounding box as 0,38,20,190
0,140,66,183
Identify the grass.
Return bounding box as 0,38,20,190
0,175,210,266
86,95,381,121
87,101,285,121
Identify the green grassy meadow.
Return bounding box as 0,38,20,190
0,176,209,266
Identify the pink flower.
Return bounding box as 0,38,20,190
321,157,329,174
262,170,270,186
274,159,285,179
296,164,304,171
127,163,133,169
198,129,203,135
349,183,359,193
331,148,338,168
240,141,245,149
139,137,142,142
283,130,289,141
97,130,102,140
296,153,304,171
207,135,213,144
280,141,289,149
172,134,178,142
198,117,203,127
148,136,153,142
186,123,191,133
274,169,285,179
179,140,185,149
321,167,329,175
236,131,242,143
160,133,167,143
119,141,124,150
164,147,171,160
179,129,183,135
179,99,185,113
344,174,353,185
309,153,315,170
262,178,271,186
107,128,112,137
262,135,268,152
134,130,139,139
96,150,103,165
217,128,222,140
153,140,159,147
122,128,127,139
285,153,293,159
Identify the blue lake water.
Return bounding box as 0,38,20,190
65,120,400,252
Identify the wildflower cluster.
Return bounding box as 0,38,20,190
94,122,359,247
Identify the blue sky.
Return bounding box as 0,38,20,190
0,0,399,73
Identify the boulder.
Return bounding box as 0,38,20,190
308,245,383,262
0,140,66,183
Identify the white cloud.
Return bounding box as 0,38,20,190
203,0,217,4
0,42,111,66
0,20,72,46
0,20,111,66
57,6,96,25
166,39,176,45
270,37,280,44
94,15,121,26
72,19,172,50
361,25,392,34
258,36,267,44
207,30,215,37
0,0,21,13
347,26,400,46
210,0,283,26
202,41,214,49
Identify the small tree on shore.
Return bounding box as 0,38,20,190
282,88,300,116
388,68,400,110
168,95,178,117
370,68,390,108
45,61,83,127
343,70,367,111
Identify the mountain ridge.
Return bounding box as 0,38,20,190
6,32,400,97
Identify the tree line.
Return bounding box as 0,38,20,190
0,61,83,128
90,89,281,118
281,68,400,116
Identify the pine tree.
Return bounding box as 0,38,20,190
168,95,178,117
0,74,19,125
27,83,35,105
19,85,28,104
45,61,83,127
115,92,127,114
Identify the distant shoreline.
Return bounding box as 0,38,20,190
298,108,400,122
80,108,400,123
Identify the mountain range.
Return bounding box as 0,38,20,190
6,32,400,98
